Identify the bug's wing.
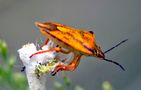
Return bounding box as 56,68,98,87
49,30,92,54
58,26,97,49
51,25,97,54
38,22,98,55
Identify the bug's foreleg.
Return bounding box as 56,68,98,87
51,54,82,76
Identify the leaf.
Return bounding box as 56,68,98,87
63,76,71,88
0,40,8,61
0,66,11,83
102,81,113,90
54,81,64,90
13,73,27,84
8,56,16,69
74,85,84,90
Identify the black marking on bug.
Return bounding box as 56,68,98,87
89,31,94,34
43,29,73,48
66,32,94,54
83,45,94,54
42,22,58,30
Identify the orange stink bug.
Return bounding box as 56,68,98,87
30,22,127,75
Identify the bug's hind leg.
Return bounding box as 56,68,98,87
51,54,82,76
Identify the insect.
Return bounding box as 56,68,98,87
30,22,128,76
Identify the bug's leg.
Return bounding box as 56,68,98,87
42,38,49,46
59,48,71,54
30,47,71,58
55,45,71,54
51,54,82,76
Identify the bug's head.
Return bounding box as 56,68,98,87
93,46,125,71
93,46,105,59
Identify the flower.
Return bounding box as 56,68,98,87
18,40,62,77
18,40,64,90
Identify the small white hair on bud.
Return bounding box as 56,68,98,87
18,43,37,65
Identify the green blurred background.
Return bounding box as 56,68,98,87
0,0,141,90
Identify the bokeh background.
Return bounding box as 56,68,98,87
0,0,141,90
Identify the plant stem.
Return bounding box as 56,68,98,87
25,67,46,90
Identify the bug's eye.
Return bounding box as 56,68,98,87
89,31,94,34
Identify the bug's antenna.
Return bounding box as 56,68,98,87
103,58,125,71
104,39,128,54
